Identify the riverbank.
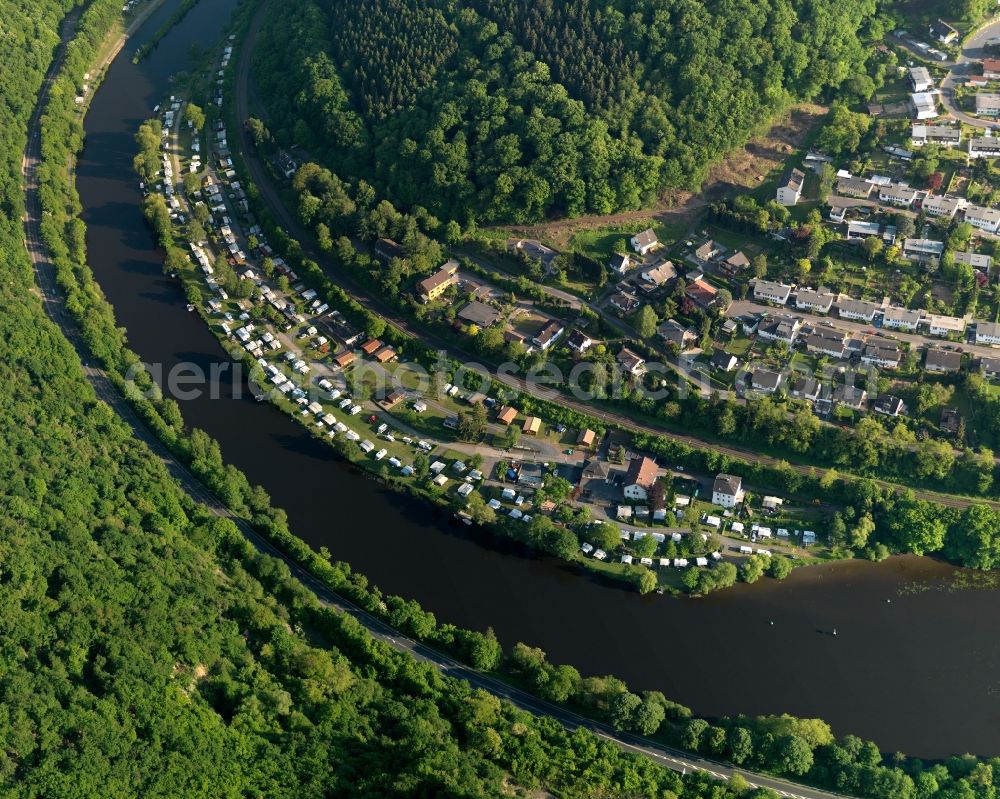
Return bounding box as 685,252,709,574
39,0,1000,761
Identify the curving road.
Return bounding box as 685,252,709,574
16,5,864,799
940,18,1000,127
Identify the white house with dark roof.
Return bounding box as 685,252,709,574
882,306,922,331
954,251,993,272
976,321,1000,345
750,368,784,393
753,280,792,305
911,124,961,147
608,252,632,274
837,176,875,198
776,168,805,206
909,66,933,92
976,93,1000,117
805,329,847,358
711,473,745,508
879,183,918,207
969,136,1000,159
965,204,1000,233
925,347,962,373
832,384,868,410
921,195,962,219
795,288,835,313
837,297,879,322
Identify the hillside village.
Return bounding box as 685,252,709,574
140,14,1000,595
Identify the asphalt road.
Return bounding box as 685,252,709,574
15,4,866,799
939,17,1000,127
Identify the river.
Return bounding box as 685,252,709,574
74,0,1000,758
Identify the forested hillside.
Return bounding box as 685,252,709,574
253,0,887,222
0,1,757,795
1,0,865,795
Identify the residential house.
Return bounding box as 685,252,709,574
795,287,835,313
976,93,1000,116
861,345,902,369
980,356,1000,378
617,347,646,376
941,407,962,435
360,338,383,357
522,416,542,435
837,297,879,322
609,291,641,314
719,251,750,277
333,350,356,369
711,351,739,372
657,319,697,350
879,183,918,207
976,321,1000,345
532,320,565,350
374,237,405,262
776,168,806,206
873,395,907,417
925,314,967,337
640,260,677,288
954,251,993,273
753,280,792,305
930,19,958,44
578,429,596,448
911,124,961,147
415,260,460,303
757,315,802,344
750,368,784,393
911,92,938,120
805,328,847,358
508,238,557,267
496,406,518,426
909,66,933,92
921,194,962,219
829,204,847,224
567,329,594,353
832,384,868,410
965,204,1000,233
882,305,922,332
711,473,745,508
373,346,397,364
847,220,896,244
623,456,659,501
969,136,1000,159
925,347,962,373
608,253,632,274
902,238,945,266
457,300,500,327
791,376,822,401
580,458,610,485
686,279,720,309
695,240,722,262
837,176,875,198
984,58,1000,79
630,228,659,256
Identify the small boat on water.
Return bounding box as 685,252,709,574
186,303,195,312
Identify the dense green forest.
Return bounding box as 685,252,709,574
252,0,887,222
14,0,1000,795
0,0,766,795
